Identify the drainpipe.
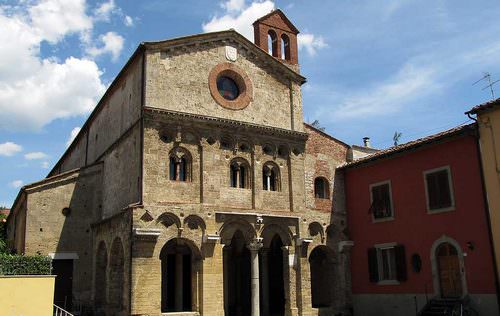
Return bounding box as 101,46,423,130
468,113,500,310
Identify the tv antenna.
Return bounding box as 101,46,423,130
473,72,500,99
393,131,402,146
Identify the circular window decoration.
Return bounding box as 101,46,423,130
209,63,253,110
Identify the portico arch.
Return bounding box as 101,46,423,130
309,245,335,308
160,238,202,313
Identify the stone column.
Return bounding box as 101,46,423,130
175,161,181,181
175,253,184,311
261,248,270,316
248,240,263,316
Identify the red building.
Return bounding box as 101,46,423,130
339,124,499,315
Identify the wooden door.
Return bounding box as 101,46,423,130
437,243,462,298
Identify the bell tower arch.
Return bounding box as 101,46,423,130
253,9,300,64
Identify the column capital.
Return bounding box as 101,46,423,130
247,239,263,252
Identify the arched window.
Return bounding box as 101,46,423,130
281,34,290,60
169,147,191,181
263,162,280,191
314,177,330,199
268,30,278,57
230,158,250,189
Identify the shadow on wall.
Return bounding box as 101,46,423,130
48,164,104,313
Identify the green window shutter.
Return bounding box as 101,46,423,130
395,245,407,282
368,247,379,283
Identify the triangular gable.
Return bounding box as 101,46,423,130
143,30,306,84
252,9,299,34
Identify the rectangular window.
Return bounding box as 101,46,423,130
369,181,393,220
424,166,454,212
379,247,397,281
368,244,407,284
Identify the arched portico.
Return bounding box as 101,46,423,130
160,238,202,313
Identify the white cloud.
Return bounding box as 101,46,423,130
9,180,23,188
221,0,246,13
67,127,81,146
29,0,93,43
94,0,116,22
314,35,500,123
41,161,50,169
86,31,124,61
203,1,326,56
24,152,49,160
328,63,437,120
0,2,109,131
124,15,133,27
203,0,275,40
0,142,22,157
298,33,327,56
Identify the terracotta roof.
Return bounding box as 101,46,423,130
252,9,300,34
0,209,10,216
338,123,477,170
466,98,500,115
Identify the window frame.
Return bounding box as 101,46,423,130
423,165,455,214
314,177,330,200
369,180,394,222
374,242,400,285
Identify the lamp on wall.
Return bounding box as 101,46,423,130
467,241,475,251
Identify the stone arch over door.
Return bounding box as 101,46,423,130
95,241,108,314
431,236,467,298
160,238,202,313
109,238,125,315
309,245,335,308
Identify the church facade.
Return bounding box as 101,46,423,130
6,10,352,316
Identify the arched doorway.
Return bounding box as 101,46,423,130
224,230,251,316
309,246,334,308
261,234,285,316
160,238,197,313
436,242,463,298
109,238,125,314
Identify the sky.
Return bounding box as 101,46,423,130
1,0,500,207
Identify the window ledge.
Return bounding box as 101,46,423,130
427,206,455,214
372,216,394,223
377,280,400,286
162,312,200,316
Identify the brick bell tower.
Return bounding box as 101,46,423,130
253,9,300,64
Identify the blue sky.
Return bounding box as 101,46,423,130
1,0,500,207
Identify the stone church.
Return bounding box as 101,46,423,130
6,10,353,316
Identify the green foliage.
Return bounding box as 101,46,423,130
0,213,6,254
0,254,52,275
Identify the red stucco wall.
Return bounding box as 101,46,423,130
346,135,496,294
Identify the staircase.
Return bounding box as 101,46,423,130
419,298,461,316
54,304,74,316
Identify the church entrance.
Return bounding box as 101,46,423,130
224,230,252,316
160,239,193,313
261,235,285,316
437,242,463,298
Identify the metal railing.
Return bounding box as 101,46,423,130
53,304,74,316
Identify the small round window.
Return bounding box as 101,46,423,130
217,76,239,100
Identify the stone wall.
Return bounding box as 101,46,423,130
55,54,143,175
92,209,132,316
144,41,304,132
23,163,103,307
